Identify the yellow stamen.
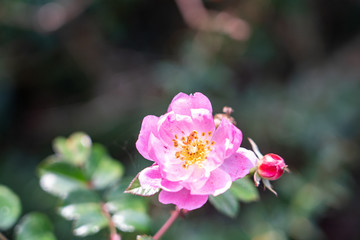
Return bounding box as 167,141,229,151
172,130,215,169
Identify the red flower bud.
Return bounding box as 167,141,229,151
257,153,286,180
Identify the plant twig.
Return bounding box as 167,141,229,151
0,233,8,240
174,0,250,41
153,208,182,240
101,203,121,240
0,0,93,32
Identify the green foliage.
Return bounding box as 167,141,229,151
53,132,92,166
15,213,56,240
86,144,124,190
112,209,151,233
209,191,239,218
209,177,259,218
137,235,154,240
230,177,259,203
72,211,108,237
37,132,150,238
0,185,21,230
107,186,151,232
58,189,108,237
59,189,102,221
38,161,88,198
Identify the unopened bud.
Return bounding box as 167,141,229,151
257,153,287,181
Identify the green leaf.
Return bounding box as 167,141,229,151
57,190,108,237
106,185,151,232
0,185,21,230
15,212,56,240
137,235,154,240
209,191,239,218
124,175,159,196
38,161,88,198
106,185,148,213
230,177,259,203
73,211,108,237
58,189,101,220
86,144,124,189
53,132,92,166
112,209,151,232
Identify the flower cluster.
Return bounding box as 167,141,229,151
135,92,286,210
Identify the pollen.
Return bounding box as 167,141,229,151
172,130,216,169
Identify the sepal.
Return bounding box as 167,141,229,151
125,174,160,196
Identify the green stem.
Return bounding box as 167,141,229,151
153,208,181,240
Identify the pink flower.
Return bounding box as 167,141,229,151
136,92,257,210
257,154,286,180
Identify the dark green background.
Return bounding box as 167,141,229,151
1,0,360,239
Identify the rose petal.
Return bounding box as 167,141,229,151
211,118,242,159
159,160,194,183
159,188,209,210
190,108,215,134
158,112,193,144
139,165,183,192
147,133,194,182
190,168,232,196
220,147,257,181
167,92,213,116
181,165,208,190
138,165,162,189
136,115,160,160
147,133,173,164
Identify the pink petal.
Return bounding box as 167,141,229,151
158,112,193,144
159,188,209,211
211,118,242,159
136,115,160,160
220,147,258,181
159,160,194,183
190,168,232,196
167,92,212,116
138,165,183,192
148,134,194,182
161,179,183,192
138,165,162,189
147,133,173,164
190,108,215,134
181,165,208,189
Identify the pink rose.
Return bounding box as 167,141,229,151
257,153,286,180
136,92,257,210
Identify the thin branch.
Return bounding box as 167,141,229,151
101,203,121,240
0,233,8,240
153,208,182,240
0,0,93,32
174,0,250,41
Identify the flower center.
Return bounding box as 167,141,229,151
172,130,215,169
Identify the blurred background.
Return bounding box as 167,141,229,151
1,0,360,239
